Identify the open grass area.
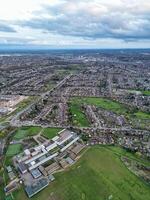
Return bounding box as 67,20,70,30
123,89,150,96
69,97,128,127
0,171,5,200
5,195,13,200
69,101,90,127
141,90,150,96
134,111,150,119
69,97,150,128
13,146,150,200
13,126,42,141
81,97,128,114
23,126,42,136
13,130,27,140
71,97,128,114
13,126,63,141
106,146,150,166
6,144,22,156
42,127,63,139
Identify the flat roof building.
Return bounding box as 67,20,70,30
31,169,42,179
60,136,79,152
6,166,12,173
56,130,74,145
25,178,49,198
29,153,58,171
18,162,27,174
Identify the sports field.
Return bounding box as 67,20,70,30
13,146,150,200
13,130,27,140
42,127,63,139
13,126,42,140
6,144,22,156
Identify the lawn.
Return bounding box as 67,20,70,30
69,97,150,128
70,97,128,116
42,127,63,139
69,97,128,127
22,126,42,136
124,89,150,96
6,144,22,156
13,130,27,140
13,126,42,140
134,111,150,119
13,146,150,200
141,90,150,96
69,101,90,127
82,97,128,114
106,146,150,166
5,195,13,200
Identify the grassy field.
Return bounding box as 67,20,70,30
69,101,90,127
81,97,128,114
12,146,150,200
123,89,150,96
69,97,128,127
69,97,150,128
5,195,13,200
4,126,41,168
13,126,63,141
134,111,150,119
141,90,150,96
13,130,27,140
106,146,150,166
13,126,42,140
42,127,63,139
6,144,22,156
22,126,42,136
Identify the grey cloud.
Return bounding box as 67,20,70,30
0,36,33,44
19,0,150,41
0,23,16,32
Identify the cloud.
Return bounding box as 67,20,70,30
19,0,150,41
0,0,150,47
0,23,16,32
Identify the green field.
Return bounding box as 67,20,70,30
69,101,90,127
5,195,13,200
106,146,150,166
13,126,63,141
13,126,42,140
124,89,150,96
141,90,150,96
69,97,127,127
13,130,27,140
134,111,150,119
22,126,42,136
80,97,128,114
42,127,63,139
69,97,150,128
12,146,150,200
6,144,22,156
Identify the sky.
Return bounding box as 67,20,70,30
0,0,150,49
